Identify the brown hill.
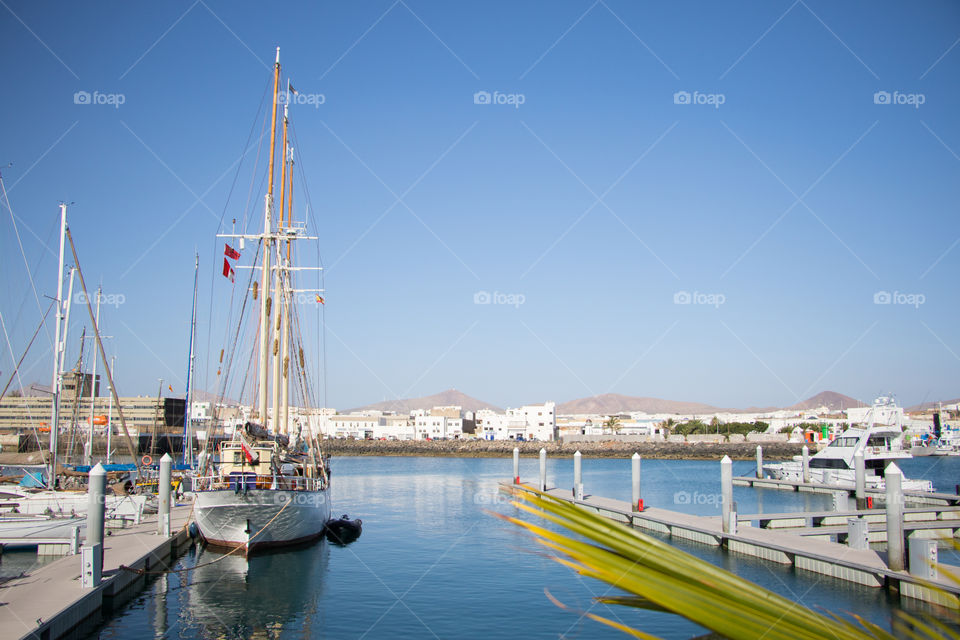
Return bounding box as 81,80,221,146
557,393,719,415
787,391,862,412
347,388,502,414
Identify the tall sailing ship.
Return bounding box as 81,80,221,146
193,48,331,554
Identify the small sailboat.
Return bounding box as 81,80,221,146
192,47,331,555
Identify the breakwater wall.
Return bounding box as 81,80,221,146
321,439,806,460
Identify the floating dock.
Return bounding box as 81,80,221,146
0,502,193,640
507,482,960,609
733,475,960,506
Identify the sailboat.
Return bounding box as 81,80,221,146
192,47,331,555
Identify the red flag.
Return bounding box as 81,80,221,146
240,441,255,464
315,294,325,305
224,244,241,260
222,258,235,282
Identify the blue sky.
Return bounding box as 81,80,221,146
1,1,958,411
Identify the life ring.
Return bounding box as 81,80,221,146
141,454,153,466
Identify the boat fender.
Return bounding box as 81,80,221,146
188,522,199,539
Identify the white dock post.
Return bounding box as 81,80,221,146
721,456,733,533
755,446,763,479
539,448,547,491
573,450,583,500
631,453,642,511
158,453,172,537
885,463,905,571
847,517,869,550
83,463,106,588
801,445,810,483
513,447,519,484
854,451,866,509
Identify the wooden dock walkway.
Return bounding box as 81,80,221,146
507,482,960,609
0,502,194,640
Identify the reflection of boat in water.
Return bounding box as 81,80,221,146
185,542,329,636
765,396,934,492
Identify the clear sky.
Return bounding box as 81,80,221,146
1,1,958,411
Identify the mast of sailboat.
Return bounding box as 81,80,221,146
84,285,102,465
183,253,199,466
48,204,68,488
272,95,289,434
257,46,282,426
280,128,293,434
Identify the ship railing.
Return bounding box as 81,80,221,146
191,473,323,492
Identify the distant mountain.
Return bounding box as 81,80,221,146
906,398,960,412
347,389,502,414
557,393,719,415
787,391,862,412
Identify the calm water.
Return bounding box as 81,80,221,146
78,455,960,639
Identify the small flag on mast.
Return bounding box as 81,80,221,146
168,384,173,393
222,258,235,283
288,82,297,95
224,244,241,260
316,294,325,305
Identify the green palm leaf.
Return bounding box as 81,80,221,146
495,485,959,640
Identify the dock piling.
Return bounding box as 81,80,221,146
721,455,732,533
159,453,172,537
573,450,583,501
756,445,763,479
854,451,866,509
801,445,810,483
539,448,546,491
83,463,106,587
513,447,519,484
886,463,905,571
631,453,641,512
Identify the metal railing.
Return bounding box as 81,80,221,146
191,473,324,492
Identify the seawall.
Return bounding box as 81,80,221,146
321,439,806,460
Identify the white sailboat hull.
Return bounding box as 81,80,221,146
194,487,330,553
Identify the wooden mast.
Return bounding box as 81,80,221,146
257,47,281,424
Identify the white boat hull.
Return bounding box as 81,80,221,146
194,488,330,553
765,462,934,492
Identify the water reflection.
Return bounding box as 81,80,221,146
184,541,329,638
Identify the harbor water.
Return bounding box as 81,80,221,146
79,455,960,639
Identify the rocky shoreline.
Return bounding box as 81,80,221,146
320,439,805,460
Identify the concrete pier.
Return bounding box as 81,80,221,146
1,502,194,640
